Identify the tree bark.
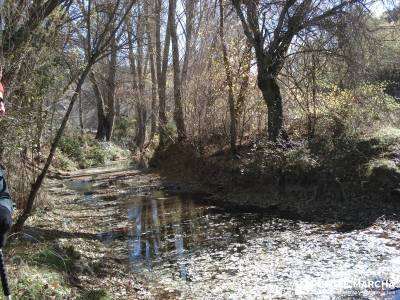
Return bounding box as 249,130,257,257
78,92,84,135
180,0,195,85
169,0,186,141
145,1,158,139
257,69,285,142
155,0,170,146
137,12,147,150
127,13,146,150
105,29,117,142
89,71,107,140
218,0,236,154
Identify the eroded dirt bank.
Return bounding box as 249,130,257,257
150,138,400,229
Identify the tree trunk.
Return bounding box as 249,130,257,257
169,0,186,141
78,92,84,135
218,0,236,154
145,1,158,139
35,97,46,154
89,71,107,140
181,0,195,85
149,48,157,140
136,103,147,150
257,70,284,142
127,13,146,150
136,13,147,150
155,0,170,146
105,30,117,142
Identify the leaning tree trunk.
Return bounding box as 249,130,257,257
12,64,93,232
78,92,84,135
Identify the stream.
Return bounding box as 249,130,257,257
64,165,400,300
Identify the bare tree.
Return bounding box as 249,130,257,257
155,0,171,145
181,0,195,85
145,0,158,139
127,6,147,150
169,0,186,141
218,0,237,154
105,27,118,141
231,0,365,141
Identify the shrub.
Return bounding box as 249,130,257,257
85,143,106,166
245,140,319,181
54,133,130,170
53,150,78,171
112,117,136,147
318,83,399,137
58,135,84,162
33,248,71,271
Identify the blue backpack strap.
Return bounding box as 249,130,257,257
0,169,12,213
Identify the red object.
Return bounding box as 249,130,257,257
0,83,3,94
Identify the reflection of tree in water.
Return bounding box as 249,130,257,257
126,194,217,280
127,198,142,268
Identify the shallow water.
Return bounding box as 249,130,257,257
67,175,400,300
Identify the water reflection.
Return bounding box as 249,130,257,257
126,194,207,280
67,178,400,299
120,193,400,299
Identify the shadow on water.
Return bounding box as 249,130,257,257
65,176,400,299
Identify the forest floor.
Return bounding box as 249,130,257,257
5,163,180,299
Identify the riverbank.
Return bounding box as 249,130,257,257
3,144,400,298
5,164,180,299
150,127,400,228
